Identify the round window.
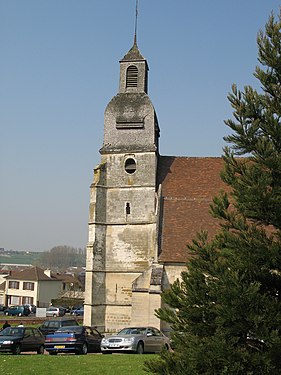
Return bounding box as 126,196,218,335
125,158,136,174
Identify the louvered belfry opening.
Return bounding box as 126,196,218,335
126,65,138,87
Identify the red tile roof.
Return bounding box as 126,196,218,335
5,266,59,281
157,156,229,263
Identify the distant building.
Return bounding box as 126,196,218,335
84,40,227,332
0,263,33,270
4,266,62,307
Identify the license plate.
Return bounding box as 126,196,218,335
109,344,120,347
54,345,65,349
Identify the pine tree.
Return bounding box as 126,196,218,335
145,11,281,375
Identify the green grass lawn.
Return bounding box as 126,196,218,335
0,354,156,375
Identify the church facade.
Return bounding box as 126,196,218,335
84,41,226,332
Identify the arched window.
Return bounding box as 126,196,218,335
126,65,138,87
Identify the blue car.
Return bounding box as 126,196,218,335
70,306,84,316
44,325,103,355
4,305,31,317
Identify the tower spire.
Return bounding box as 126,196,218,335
134,0,139,45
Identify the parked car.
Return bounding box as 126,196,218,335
0,326,45,355
46,306,65,317
23,304,36,313
70,306,84,316
45,325,103,355
4,305,31,317
61,306,70,313
39,318,79,336
0,304,6,312
101,326,171,354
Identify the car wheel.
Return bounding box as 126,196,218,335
136,342,144,354
5,312,9,316
53,314,57,317
76,343,88,355
163,343,170,352
37,345,44,355
18,312,22,317
13,344,21,355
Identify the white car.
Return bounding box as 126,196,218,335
101,326,170,354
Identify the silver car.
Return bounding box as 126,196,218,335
101,326,170,354
46,306,65,317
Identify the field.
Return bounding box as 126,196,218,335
0,353,156,375
0,251,40,265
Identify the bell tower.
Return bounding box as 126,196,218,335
102,40,159,155
84,39,160,331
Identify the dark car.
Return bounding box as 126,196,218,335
70,307,84,316
0,326,45,355
45,325,103,355
4,305,31,317
101,326,171,354
39,318,79,336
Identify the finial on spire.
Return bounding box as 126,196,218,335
134,0,139,45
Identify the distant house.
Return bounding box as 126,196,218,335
0,270,10,305
4,266,62,307
0,281,5,306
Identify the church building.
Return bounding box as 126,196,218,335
84,39,226,332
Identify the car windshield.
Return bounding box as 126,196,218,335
47,321,60,328
118,327,146,335
56,326,82,333
0,327,24,336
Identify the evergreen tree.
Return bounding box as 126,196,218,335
146,11,281,375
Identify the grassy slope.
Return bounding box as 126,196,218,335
0,252,41,265
0,354,155,375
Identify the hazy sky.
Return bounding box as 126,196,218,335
1,1,280,252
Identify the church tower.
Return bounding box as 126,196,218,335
84,39,160,331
